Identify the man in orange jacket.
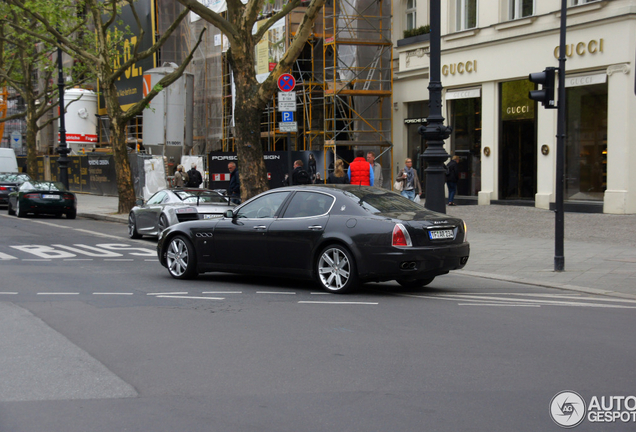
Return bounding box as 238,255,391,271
347,150,374,186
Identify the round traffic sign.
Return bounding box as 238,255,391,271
277,74,296,92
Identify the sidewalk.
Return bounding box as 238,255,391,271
76,193,636,299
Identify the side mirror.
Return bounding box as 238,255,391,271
223,209,234,219
135,198,144,206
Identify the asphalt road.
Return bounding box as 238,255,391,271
1,214,635,432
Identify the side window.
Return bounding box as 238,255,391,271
147,191,166,205
236,192,290,219
456,0,477,31
283,192,334,218
406,0,416,31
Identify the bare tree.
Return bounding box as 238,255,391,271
177,0,325,201
8,0,205,212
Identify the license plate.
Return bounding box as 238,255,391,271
203,214,221,220
429,229,454,240
42,194,60,199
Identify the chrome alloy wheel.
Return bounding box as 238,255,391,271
318,247,352,292
166,237,191,278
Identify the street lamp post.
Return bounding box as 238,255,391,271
56,45,70,190
419,0,451,214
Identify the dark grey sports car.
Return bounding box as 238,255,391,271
128,188,235,239
156,185,470,293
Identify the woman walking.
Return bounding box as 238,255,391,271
327,159,350,184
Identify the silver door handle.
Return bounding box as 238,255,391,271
253,225,267,230
308,225,323,230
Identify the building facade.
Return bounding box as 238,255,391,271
393,0,636,214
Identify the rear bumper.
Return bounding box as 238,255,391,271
21,198,76,213
357,242,470,282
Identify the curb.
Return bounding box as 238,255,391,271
78,212,127,224
459,270,636,301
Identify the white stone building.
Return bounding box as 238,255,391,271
393,0,636,214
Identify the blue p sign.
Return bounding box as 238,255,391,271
282,112,294,122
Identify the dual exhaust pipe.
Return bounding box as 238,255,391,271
400,261,417,270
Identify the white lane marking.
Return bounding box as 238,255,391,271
96,244,155,257
73,229,123,240
299,301,379,305
257,291,296,295
54,244,123,257
26,220,73,229
22,259,52,262
37,292,80,295
155,295,225,301
63,259,94,261
11,245,76,259
475,293,636,304
0,292,18,295
458,303,541,307
144,259,158,262
0,252,18,260
93,292,134,296
310,292,332,295
147,292,188,296
202,291,242,294
104,259,134,262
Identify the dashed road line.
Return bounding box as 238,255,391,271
155,295,225,301
257,291,297,295
299,301,379,305
37,292,80,295
93,292,134,296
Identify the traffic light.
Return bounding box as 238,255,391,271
528,67,557,108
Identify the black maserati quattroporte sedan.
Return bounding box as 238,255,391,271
157,185,469,293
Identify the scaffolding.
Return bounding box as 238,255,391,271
154,0,393,181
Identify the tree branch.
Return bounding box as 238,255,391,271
176,0,238,45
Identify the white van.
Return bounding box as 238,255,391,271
0,148,18,173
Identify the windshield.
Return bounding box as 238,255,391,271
174,190,228,204
0,173,30,183
20,181,66,192
343,189,430,214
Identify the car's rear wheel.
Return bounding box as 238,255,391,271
166,235,198,279
396,277,435,289
128,213,142,239
157,214,168,233
66,210,77,219
317,245,358,293
16,201,25,218
7,201,15,215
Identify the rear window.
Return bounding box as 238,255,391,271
0,174,30,183
343,189,426,214
174,190,228,204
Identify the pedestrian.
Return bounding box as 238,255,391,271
327,159,350,184
446,155,460,206
308,153,317,183
347,150,374,186
228,162,241,204
366,151,383,188
187,163,203,188
396,158,422,201
286,160,312,185
314,172,323,184
174,164,188,188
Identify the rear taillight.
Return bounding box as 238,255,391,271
23,193,39,199
392,223,412,247
62,193,75,200
0,186,7,191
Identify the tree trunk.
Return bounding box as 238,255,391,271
25,102,38,179
230,48,269,201
110,116,135,213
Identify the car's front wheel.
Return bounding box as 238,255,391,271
128,213,142,239
165,235,198,279
396,277,435,289
316,245,358,293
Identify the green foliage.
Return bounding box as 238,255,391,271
403,25,430,40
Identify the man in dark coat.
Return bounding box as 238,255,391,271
445,155,460,206
228,162,241,204
187,163,203,188
284,160,312,186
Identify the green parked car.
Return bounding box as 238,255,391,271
7,181,77,219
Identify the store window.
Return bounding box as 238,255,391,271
449,93,482,197
565,82,607,201
456,0,477,31
510,0,533,19
406,0,416,31
405,101,429,192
